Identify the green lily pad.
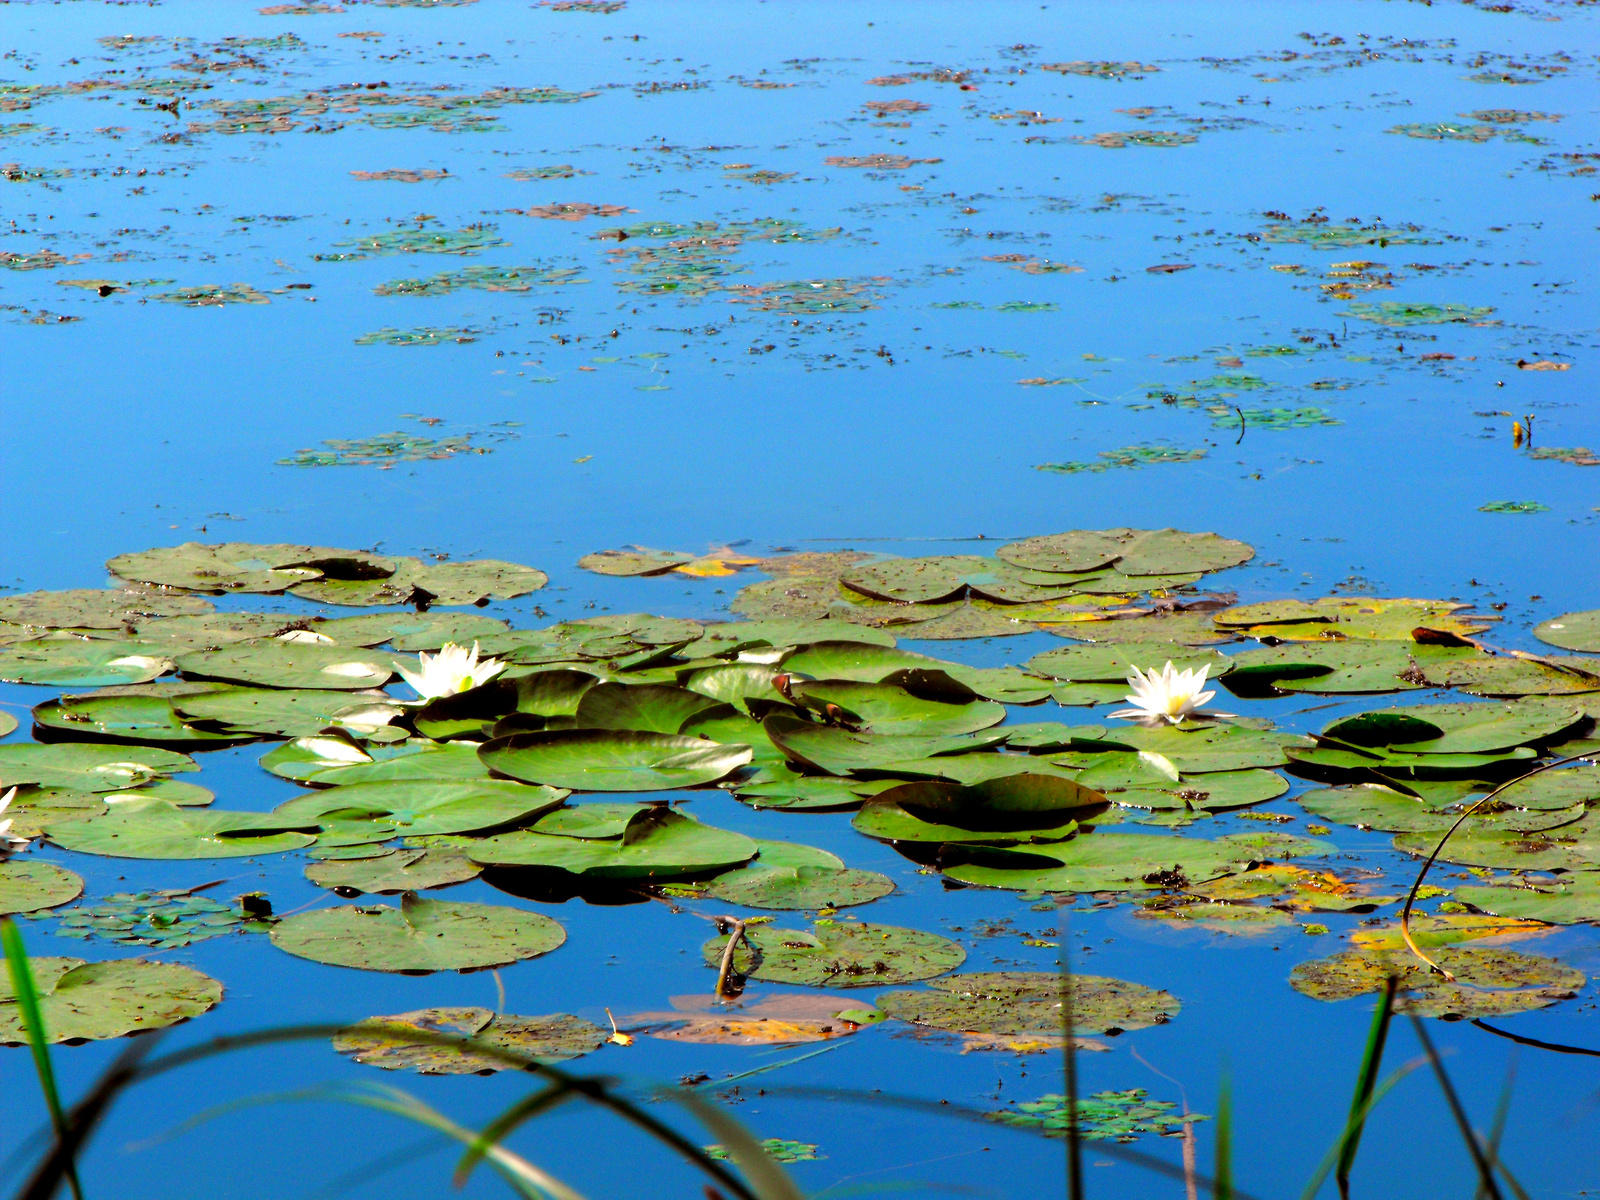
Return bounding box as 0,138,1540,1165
995,531,1131,574
1456,874,1600,924
51,889,272,948
1288,744,1535,779
275,780,567,836
787,680,1006,736
684,664,793,708
0,788,107,837
1324,700,1583,754
270,894,565,972
1222,642,1465,695
1027,643,1230,682
307,848,482,893
730,769,905,810
0,712,14,738
44,797,318,859
0,588,213,629
780,641,957,681
393,559,549,607
309,612,510,651
334,1007,604,1073
523,802,653,839
1298,785,1584,834
0,957,222,1044
942,831,1317,893
0,638,173,688
468,807,757,879
1392,818,1600,870
839,556,993,604
1049,724,1308,773
1344,302,1496,327
32,693,244,744
878,971,1178,1035
1416,655,1600,697
1213,596,1492,642
1495,764,1600,810
480,729,752,791
570,682,728,733
171,687,402,738
988,1089,1206,1141
107,542,390,594
1534,611,1600,653
852,797,1083,846
702,921,965,988
764,714,1006,775
693,620,897,655
1043,612,1237,646
0,860,84,914
175,641,400,690
1107,768,1290,812
577,548,696,576
873,773,1107,819
1289,946,1583,1018
125,613,302,650
261,737,488,785
0,743,197,791
692,840,895,909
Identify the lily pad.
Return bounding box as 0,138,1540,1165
878,971,1177,1035
942,831,1315,893
1106,768,1290,812
691,841,895,909
334,1007,604,1073
271,894,566,972
995,531,1134,574
0,638,173,688
306,848,482,893
1028,643,1230,683
44,797,318,859
0,860,84,915
1043,612,1237,646
261,738,489,785
0,743,197,791
1299,785,1583,834
1392,820,1600,870
1213,597,1492,641
1321,700,1582,753
633,993,877,1045
1457,874,1600,924
1415,655,1600,697
175,641,400,690
730,769,905,811
52,889,272,948
0,588,213,629
0,788,107,837
173,687,402,738
1050,724,1308,773
1534,611,1600,653
873,773,1107,819
0,957,223,1044
787,680,1006,736
310,612,510,651
839,556,993,604
852,798,1083,846
764,714,1006,775
578,548,696,576
1222,642,1467,695
32,693,244,745
107,542,388,594
480,729,752,791
570,683,728,733
702,921,965,988
1289,945,1583,1018
274,780,567,836
468,807,757,878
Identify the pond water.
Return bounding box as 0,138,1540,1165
1,2,1598,1198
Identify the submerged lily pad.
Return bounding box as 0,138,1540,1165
334,1007,605,1073
0,957,223,1043
0,860,84,915
1289,945,1583,1018
481,729,751,791
703,921,965,988
270,894,565,972
877,971,1177,1035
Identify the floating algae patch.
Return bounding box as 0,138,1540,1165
1214,407,1341,431
1479,500,1549,514
1344,301,1496,326
726,278,885,314
505,164,591,179
153,284,270,306
278,426,518,467
1074,131,1196,148
318,224,506,261
989,1090,1204,1142
1388,121,1503,141
353,326,483,346
48,888,273,948
1258,221,1437,248
1035,444,1206,474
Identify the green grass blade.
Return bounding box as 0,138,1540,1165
452,1082,574,1189
1,917,84,1200
1299,1059,1423,1200
1410,1015,1505,1200
1336,976,1398,1198
674,1090,806,1200
1212,1076,1232,1200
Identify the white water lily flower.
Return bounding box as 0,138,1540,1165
396,641,506,701
0,787,29,850
1110,661,1216,726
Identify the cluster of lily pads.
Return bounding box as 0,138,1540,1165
4,530,1600,1058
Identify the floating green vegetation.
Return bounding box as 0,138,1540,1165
318,224,505,261
823,154,942,169
611,245,748,298
1258,221,1436,248
0,123,46,137
350,168,450,182
374,263,583,297
727,168,795,184
726,278,885,314
1344,301,1495,326
1465,109,1559,123
705,1140,820,1164
1036,444,1207,474
48,888,273,948
354,326,482,346
153,284,271,306
1,164,70,182
541,1,628,12
989,1090,1205,1142
1074,130,1196,148
1388,122,1502,142
1479,500,1549,514
1039,61,1160,78
995,300,1060,313
505,164,590,180
279,426,518,467
1528,447,1599,466
0,250,88,270
0,958,223,1044
1215,407,1341,430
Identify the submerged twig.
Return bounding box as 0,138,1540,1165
1400,753,1594,979
713,917,749,1000
1469,1019,1600,1059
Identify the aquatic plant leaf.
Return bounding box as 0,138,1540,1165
634,993,875,1045
32,693,243,744
0,860,83,915
787,680,1006,736
763,714,1006,775
334,1007,604,1073
705,1139,821,1163
0,637,173,688
1214,596,1493,641
170,687,398,738
570,682,727,733
1416,655,1600,697
942,831,1320,893
1534,611,1600,653
687,841,895,910
0,788,106,838
878,970,1177,1035
1050,724,1309,772
1043,612,1236,646
52,889,271,948
306,848,482,893
1322,699,1583,753
278,779,566,838
106,542,364,594
1027,643,1230,682
1106,768,1289,812
175,641,400,690
480,729,751,791
1298,785,1583,834
0,743,197,791
45,797,319,859
1392,817,1600,870
989,1089,1204,1141
0,957,222,1044
730,769,905,810
702,921,964,988
873,772,1107,819
1343,301,1496,327
523,801,650,838
852,797,1082,846
270,894,565,972
0,588,213,628
1456,874,1600,924
309,612,510,650
261,738,489,785
1289,945,1583,1017
468,807,757,878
